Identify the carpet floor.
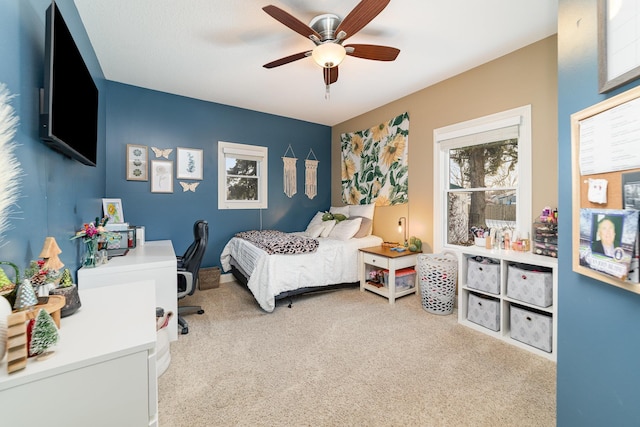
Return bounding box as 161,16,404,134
158,281,556,426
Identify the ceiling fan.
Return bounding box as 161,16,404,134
262,0,400,96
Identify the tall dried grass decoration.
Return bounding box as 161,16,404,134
0,83,22,246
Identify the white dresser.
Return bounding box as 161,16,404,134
0,281,159,426
78,240,178,341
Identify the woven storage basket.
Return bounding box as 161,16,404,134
417,252,458,315
198,266,221,290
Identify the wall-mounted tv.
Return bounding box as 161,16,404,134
40,1,98,167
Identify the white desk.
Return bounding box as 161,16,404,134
0,281,158,426
78,240,178,341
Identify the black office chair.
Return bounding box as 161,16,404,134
177,220,208,334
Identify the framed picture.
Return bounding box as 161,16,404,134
126,144,148,181
102,198,125,223
598,0,640,93
151,160,174,193
176,147,203,180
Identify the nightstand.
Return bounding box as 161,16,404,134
359,246,420,304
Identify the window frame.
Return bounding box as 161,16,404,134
433,105,532,252
218,141,268,210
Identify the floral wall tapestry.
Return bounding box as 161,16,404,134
341,112,409,206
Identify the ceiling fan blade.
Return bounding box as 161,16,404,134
345,44,400,61
263,51,310,69
263,5,321,41
335,0,390,41
323,67,339,86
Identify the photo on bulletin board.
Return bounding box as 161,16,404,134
579,208,639,280
102,198,125,224
622,171,640,209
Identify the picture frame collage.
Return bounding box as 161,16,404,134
126,144,203,193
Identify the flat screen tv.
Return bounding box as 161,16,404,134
40,1,98,167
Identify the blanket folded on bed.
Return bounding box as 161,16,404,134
235,230,319,255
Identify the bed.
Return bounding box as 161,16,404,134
220,205,382,312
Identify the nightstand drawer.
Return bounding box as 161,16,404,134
363,253,389,268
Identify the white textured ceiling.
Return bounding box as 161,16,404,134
74,0,557,126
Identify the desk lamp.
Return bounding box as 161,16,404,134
398,217,408,247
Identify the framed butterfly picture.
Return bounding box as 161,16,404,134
176,147,203,180
126,144,148,181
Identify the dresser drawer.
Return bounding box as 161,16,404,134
363,253,389,269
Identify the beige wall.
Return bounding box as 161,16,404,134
331,36,558,253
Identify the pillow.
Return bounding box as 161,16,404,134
320,220,336,238
351,216,373,238
349,203,375,220
329,206,350,217
305,224,324,238
305,211,324,233
328,217,363,240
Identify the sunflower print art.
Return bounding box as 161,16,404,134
340,112,409,206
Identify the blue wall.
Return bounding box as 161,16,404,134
0,0,330,281
0,0,106,280
104,80,331,268
557,1,640,425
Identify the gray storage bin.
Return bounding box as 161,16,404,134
507,263,552,307
510,304,552,352
466,256,500,294
467,292,500,331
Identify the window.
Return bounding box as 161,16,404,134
433,106,531,251
218,141,268,209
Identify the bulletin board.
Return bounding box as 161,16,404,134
571,84,640,293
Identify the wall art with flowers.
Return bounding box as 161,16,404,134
340,112,409,206
126,144,148,181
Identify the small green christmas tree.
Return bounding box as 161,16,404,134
0,267,11,288
59,268,73,288
29,308,59,357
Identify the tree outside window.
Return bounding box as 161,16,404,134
447,139,518,245
218,141,268,209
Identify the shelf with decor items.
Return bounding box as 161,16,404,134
450,245,558,362
359,246,419,304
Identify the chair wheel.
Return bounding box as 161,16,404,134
197,309,205,315
181,327,189,334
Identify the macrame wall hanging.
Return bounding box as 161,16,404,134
305,149,319,200
282,145,297,198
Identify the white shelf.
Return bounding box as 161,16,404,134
0,282,158,425
449,245,558,362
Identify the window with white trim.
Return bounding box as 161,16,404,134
433,105,531,251
218,141,268,209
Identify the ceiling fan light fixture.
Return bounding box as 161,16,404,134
312,43,346,68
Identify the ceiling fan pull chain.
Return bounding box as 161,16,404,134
324,67,331,100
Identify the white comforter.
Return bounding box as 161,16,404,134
220,233,383,312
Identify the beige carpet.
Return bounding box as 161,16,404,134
158,281,556,426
